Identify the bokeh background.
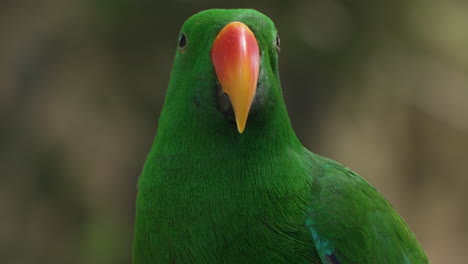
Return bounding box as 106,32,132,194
2,0,467,263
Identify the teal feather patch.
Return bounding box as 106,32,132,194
306,216,340,264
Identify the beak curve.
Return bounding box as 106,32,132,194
211,21,260,133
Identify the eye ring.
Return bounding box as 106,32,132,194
275,34,280,51
178,34,187,49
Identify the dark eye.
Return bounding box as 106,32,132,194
179,34,187,48
275,34,280,51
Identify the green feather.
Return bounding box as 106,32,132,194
132,9,429,264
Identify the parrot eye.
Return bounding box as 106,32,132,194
179,34,187,48
275,34,280,51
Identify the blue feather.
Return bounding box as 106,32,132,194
305,218,341,264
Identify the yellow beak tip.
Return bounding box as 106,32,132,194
237,123,246,134
235,115,247,133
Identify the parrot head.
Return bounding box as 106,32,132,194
168,9,282,135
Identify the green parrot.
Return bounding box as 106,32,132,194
133,9,429,264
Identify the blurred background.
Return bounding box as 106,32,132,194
1,0,467,263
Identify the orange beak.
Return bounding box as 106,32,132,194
211,22,260,133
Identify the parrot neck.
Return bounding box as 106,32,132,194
154,89,301,158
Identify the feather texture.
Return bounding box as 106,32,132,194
132,9,429,264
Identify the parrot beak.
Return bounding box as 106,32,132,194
211,21,260,133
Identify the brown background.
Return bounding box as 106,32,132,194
1,0,467,263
